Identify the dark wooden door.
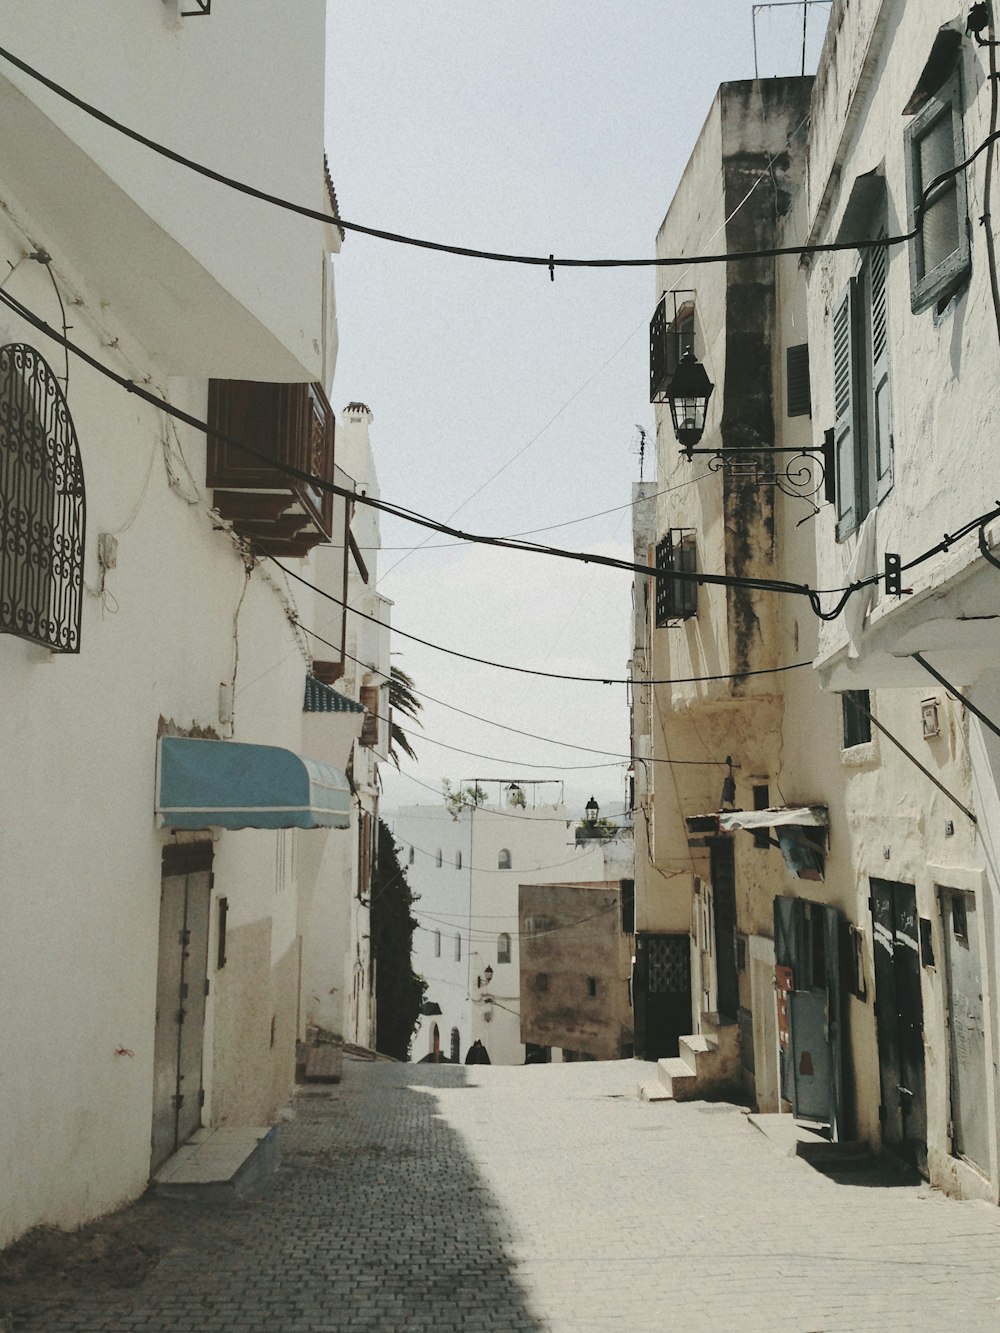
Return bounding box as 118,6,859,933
870,879,927,1173
633,934,692,1060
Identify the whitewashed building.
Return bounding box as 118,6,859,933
0,0,385,1248
388,789,609,1064
800,0,1000,1202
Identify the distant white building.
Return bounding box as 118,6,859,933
388,787,622,1065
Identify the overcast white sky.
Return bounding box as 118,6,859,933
324,1,830,818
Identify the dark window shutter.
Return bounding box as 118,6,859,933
786,344,812,417
832,281,860,539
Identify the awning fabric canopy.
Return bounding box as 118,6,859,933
157,736,351,831
719,806,828,833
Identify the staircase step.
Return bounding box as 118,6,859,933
700,1012,741,1061
657,1056,699,1101
678,1032,718,1075
638,1080,673,1102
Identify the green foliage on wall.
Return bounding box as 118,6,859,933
371,818,426,1060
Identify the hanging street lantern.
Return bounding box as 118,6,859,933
585,796,600,825
665,350,715,456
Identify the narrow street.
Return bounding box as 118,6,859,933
5,1056,1000,1332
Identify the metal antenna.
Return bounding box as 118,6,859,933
633,425,647,480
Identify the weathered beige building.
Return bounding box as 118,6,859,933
518,880,634,1061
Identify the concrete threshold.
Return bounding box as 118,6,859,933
151,1124,280,1200
747,1113,870,1163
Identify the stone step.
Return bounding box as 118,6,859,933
701,1012,742,1061
657,1056,699,1101
151,1124,280,1200
678,1032,718,1076
638,1080,673,1102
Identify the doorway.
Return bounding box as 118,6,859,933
941,888,990,1176
773,896,845,1137
151,848,212,1173
633,933,692,1059
870,878,927,1173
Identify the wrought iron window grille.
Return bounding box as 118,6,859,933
655,529,698,626
0,343,85,652
649,290,696,404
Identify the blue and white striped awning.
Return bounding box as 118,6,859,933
156,736,351,831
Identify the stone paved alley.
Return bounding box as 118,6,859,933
5,1056,1000,1332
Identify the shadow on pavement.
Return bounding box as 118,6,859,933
2,1059,543,1333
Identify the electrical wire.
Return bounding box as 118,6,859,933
358,472,715,551
1,43,988,274
298,618,734,767
288,573,822,685
2,280,997,624
414,899,623,943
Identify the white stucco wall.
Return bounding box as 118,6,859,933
0,0,359,1248
0,1,332,379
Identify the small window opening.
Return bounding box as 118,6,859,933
498,848,512,870
842,690,872,748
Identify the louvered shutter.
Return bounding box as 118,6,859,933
870,238,893,501
832,280,860,539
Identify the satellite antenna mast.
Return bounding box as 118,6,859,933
633,425,647,480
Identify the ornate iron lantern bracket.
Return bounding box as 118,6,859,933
684,429,834,512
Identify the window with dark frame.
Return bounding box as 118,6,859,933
497,932,511,964
842,690,872,748
905,68,971,314
655,530,698,625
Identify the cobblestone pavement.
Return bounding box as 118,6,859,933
6,1056,1000,1331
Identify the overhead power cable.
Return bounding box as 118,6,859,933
360,471,715,551
302,621,728,765
0,283,838,612
293,601,813,690
0,43,992,274
2,281,998,627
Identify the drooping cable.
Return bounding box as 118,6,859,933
1,281,998,624
0,42,993,273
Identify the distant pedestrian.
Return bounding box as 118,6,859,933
464,1039,491,1065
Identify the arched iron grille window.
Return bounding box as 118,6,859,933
0,344,85,651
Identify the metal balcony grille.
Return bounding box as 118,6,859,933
0,344,85,652
649,293,695,404
655,529,698,626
